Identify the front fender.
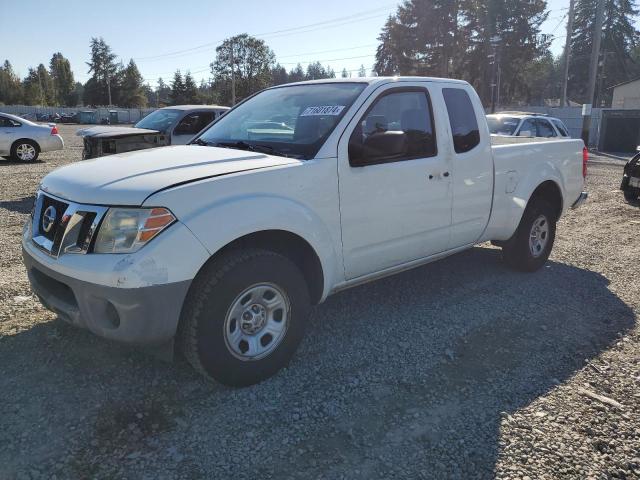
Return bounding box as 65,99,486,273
150,191,342,301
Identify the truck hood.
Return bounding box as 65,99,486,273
40,145,301,205
76,125,160,138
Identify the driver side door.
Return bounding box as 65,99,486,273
337,84,453,279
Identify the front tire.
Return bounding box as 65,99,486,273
178,249,310,387
11,140,39,162
501,199,556,272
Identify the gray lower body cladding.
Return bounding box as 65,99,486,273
23,247,190,345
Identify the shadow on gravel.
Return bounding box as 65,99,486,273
0,246,635,479
0,195,35,214
0,159,44,166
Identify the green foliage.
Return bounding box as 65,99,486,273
84,37,119,105
119,59,147,108
49,52,75,106
22,64,55,106
183,72,200,104
170,70,186,104
211,33,276,104
569,0,640,105
0,60,24,104
374,0,550,105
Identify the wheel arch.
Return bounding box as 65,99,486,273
527,180,563,221
11,138,40,152
193,229,325,305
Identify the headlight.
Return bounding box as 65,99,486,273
94,207,175,254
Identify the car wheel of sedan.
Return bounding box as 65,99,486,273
178,248,310,387
501,198,556,272
11,141,39,162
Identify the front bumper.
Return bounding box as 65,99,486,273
23,246,190,345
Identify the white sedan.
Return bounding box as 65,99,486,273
0,113,64,161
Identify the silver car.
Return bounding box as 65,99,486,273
0,113,64,161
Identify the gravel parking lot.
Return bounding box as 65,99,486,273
1,124,639,479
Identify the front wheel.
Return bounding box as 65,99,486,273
501,199,556,272
178,249,310,387
11,140,39,162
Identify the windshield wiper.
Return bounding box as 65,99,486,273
191,138,213,146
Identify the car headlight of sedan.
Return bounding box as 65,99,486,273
94,207,176,254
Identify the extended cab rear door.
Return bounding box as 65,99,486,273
441,85,493,248
337,82,453,279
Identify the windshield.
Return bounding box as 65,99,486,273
135,109,181,133
486,116,520,135
195,83,367,159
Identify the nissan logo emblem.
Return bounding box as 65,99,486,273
42,205,57,234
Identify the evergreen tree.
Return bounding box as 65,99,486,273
358,64,367,77
170,70,186,105
156,77,172,106
119,59,147,107
22,64,55,106
183,71,200,103
288,64,306,82
85,37,118,105
0,60,24,104
569,0,640,105
341,68,350,78
271,64,289,85
49,52,75,106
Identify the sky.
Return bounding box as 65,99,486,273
0,0,577,89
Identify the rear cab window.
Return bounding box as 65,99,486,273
551,119,570,137
536,119,557,138
442,88,480,153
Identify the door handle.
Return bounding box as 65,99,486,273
428,172,450,180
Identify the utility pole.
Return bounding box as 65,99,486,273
230,41,236,106
107,74,112,106
560,0,575,107
581,0,605,146
489,35,501,113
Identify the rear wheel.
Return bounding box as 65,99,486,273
178,248,310,387
623,190,639,203
11,140,39,162
501,199,556,272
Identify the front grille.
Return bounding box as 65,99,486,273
31,192,108,257
39,195,69,242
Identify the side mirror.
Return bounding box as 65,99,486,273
349,131,407,167
518,130,533,137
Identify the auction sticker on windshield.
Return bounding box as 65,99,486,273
301,105,345,116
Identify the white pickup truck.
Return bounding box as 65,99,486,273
23,77,588,386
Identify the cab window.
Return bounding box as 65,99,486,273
175,112,215,135
442,88,480,153
536,119,557,138
551,119,570,137
517,119,536,136
348,88,436,166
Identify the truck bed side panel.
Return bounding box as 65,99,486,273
481,139,584,242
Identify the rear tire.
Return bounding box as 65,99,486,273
501,199,556,272
178,248,310,387
11,140,39,162
623,190,638,203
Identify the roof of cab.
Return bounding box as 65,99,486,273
278,76,470,87
160,105,230,111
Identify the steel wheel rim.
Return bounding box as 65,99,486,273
223,282,291,361
16,144,36,161
529,214,550,258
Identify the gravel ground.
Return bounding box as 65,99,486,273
0,125,638,479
